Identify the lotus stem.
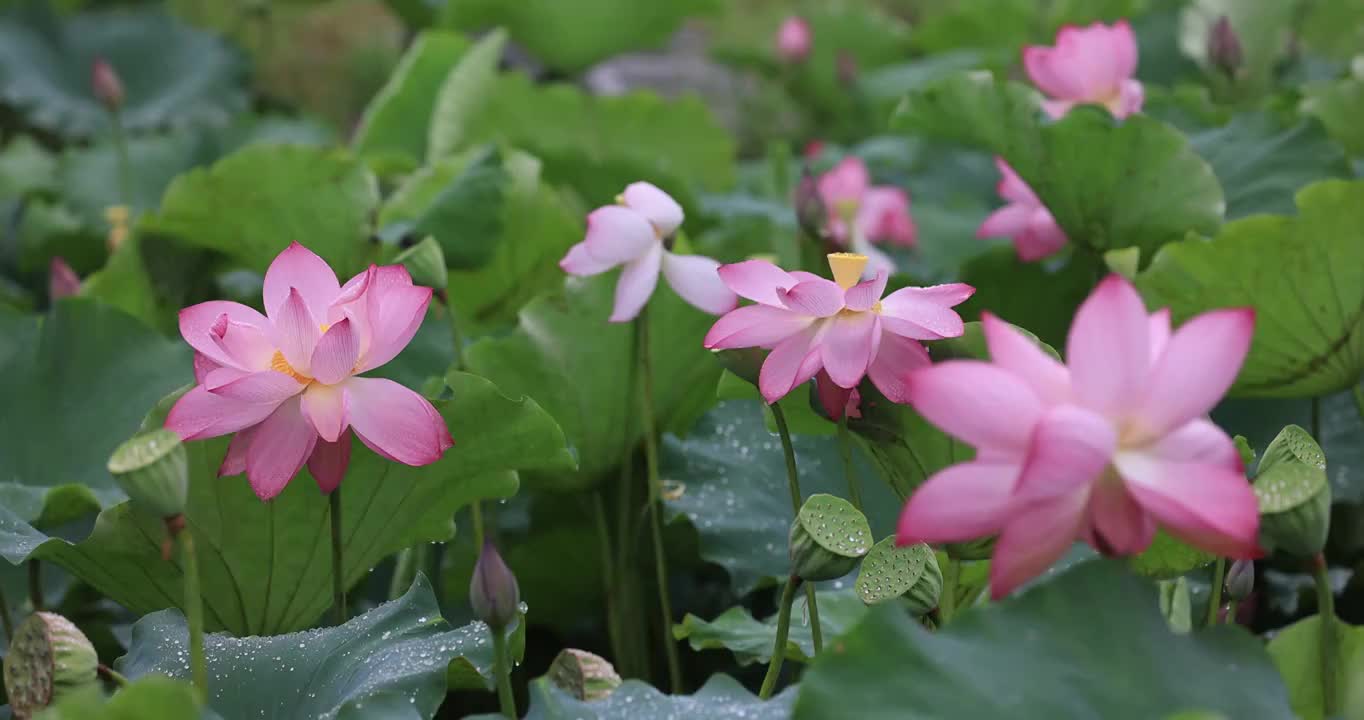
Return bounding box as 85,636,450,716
836,415,863,511
330,489,347,625
1312,554,1339,716
770,403,822,653
1206,557,1226,627
180,527,207,695
491,625,516,717
26,560,41,611
636,305,684,692
759,574,800,699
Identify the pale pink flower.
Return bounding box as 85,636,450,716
1023,20,1144,119
776,16,812,63
166,243,453,500
815,157,916,279
897,275,1259,598
560,182,738,323
977,158,1068,262
49,257,80,299
704,253,973,418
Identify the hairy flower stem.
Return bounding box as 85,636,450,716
610,319,648,678
180,528,207,695
1206,557,1226,627
491,626,516,718
387,542,428,600
1226,599,1239,625
759,574,800,700
1312,553,1339,716
591,491,627,670
330,489,347,625
940,560,959,623
836,415,863,511
470,502,486,549
637,306,684,692
771,403,822,653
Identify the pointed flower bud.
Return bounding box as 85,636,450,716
775,17,812,63
470,541,520,631
48,257,80,300
547,648,622,701
789,494,872,582
1225,559,1254,602
393,236,448,290
90,58,124,112
107,428,189,519
4,612,99,718
1207,16,1243,78
794,167,829,241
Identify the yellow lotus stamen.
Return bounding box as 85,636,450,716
269,350,312,384
827,252,868,290
104,205,130,251
615,193,627,205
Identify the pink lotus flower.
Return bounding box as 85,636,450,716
815,157,916,279
776,16,812,63
1023,20,1144,119
166,243,453,500
704,253,973,418
977,158,1068,262
896,275,1259,598
560,182,738,323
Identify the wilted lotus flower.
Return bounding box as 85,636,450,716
977,158,1068,262
775,16,812,63
704,253,972,417
897,275,1260,598
166,243,453,500
1023,20,1144,119
560,182,738,323
815,157,916,278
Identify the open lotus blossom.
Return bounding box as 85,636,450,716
560,182,738,323
1023,20,1144,119
977,158,1068,262
897,275,1259,598
166,243,453,500
816,157,916,279
704,253,973,418
775,16,812,63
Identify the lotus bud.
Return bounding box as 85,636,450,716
789,494,872,582
835,50,859,87
90,58,124,112
794,167,829,241
714,347,766,388
48,258,80,300
1225,559,1254,602
470,541,520,631
1253,425,1330,558
393,236,447,290
1207,16,1243,78
547,648,622,701
4,612,99,719
107,429,188,520
775,16,812,63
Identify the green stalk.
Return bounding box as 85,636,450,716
98,664,130,687
1352,385,1364,425
1312,554,1339,716
770,404,823,653
591,492,627,672
180,528,207,695
836,415,863,511
491,627,516,718
940,560,959,623
637,306,684,692
387,542,428,600
470,502,486,549
0,584,12,641
1226,599,1239,625
330,489,347,625
612,319,647,678
759,575,800,700
1206,557,1226,627
110,111,132,206
27,560,41,611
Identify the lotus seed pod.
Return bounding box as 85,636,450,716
855,537,941,615
393,236,447,290
4,612,99,719
107,428,188,519
1225,559,1254,602
547,648,622,701
1253,425,1330,558
470,541,520,631
789,494,872,582
903,549,944,616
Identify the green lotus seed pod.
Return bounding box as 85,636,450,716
1253,425,1330,558
789,494,872,582
854,537,941,615
393,236,447,290
547,648,622,701
904,550,944,616
107,428,188,519
4,612,99,718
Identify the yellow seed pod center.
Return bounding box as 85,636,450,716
827,253,868,290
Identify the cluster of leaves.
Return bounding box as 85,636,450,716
1,0,1363,718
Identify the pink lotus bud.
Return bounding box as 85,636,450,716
1225,558,1253,601
470,541,520,630
836,50,859,87
794,167,829,241
91,58,124,111
776,17,812,63
49,257,80,299
1207,16,1243,78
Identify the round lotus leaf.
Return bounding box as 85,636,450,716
796,493,873,558
0,6,248,138
855,537,938,606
